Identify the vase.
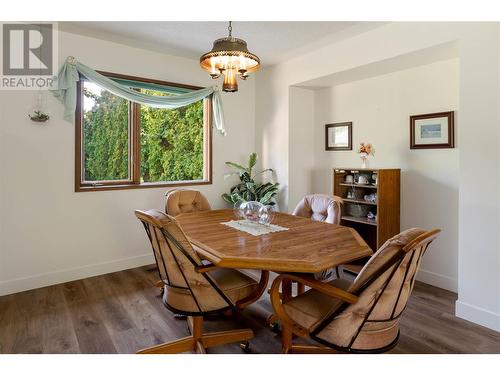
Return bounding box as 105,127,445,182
360,155,369,169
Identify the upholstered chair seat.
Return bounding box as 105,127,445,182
207,268,259,304
283,278,351,329
161,267,259,314
292,194,343,225
282,277,401,350
270,227,440,353
165,189,211,217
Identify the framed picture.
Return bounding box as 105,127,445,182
410,111,454,149
325,122,352,151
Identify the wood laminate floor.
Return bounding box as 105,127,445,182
1,265,499,354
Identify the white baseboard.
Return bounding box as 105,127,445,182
416,268,458,292
0,253,154,297
456,300,500,332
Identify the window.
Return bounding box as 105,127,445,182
75,72,212,191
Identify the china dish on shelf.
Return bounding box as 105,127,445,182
357,175,370,184
346,204,370,218
364,193,377,203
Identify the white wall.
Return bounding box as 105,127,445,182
255,22,500,331
456,26,500,332
255,71,290,209
311,59,459,292
288,87,315,209
0,30,256,296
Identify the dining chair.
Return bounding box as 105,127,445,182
135,209,269,354
165,188,211,217
270,228,440,353
292,194,344,283
292,194,343,225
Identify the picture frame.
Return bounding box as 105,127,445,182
325,122,352,151
410,111,454,149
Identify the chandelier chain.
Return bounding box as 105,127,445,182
228,21,232,37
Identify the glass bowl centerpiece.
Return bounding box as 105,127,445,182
234,201,273,225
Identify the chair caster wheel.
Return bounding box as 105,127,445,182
240,341,251,353
270,322,281,333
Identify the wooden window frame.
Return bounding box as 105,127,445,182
75,71,213,192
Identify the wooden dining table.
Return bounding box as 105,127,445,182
176,209,372,350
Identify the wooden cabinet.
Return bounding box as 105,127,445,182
333,168,400,273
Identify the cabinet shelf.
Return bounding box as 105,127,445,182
341,215,378,226
334,167,400,254
339,183,377,189
343,198,377,206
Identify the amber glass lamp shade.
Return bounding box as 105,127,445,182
222,68,238,92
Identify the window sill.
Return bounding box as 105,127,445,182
76,180,212,192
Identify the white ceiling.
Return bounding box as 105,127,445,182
59,22,385,66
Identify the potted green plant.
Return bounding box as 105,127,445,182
222,152,279,207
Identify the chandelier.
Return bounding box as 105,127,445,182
200,21,260,92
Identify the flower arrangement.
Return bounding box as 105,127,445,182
357,142,375,168
357,142,375,156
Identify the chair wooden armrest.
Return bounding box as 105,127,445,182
195,263,219,273
270,273,358,338
280,273,358,304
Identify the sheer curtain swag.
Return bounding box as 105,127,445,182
51,56,226,135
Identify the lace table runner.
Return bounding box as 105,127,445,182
221,219,289,236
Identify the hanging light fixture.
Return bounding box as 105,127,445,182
200,21,260,92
